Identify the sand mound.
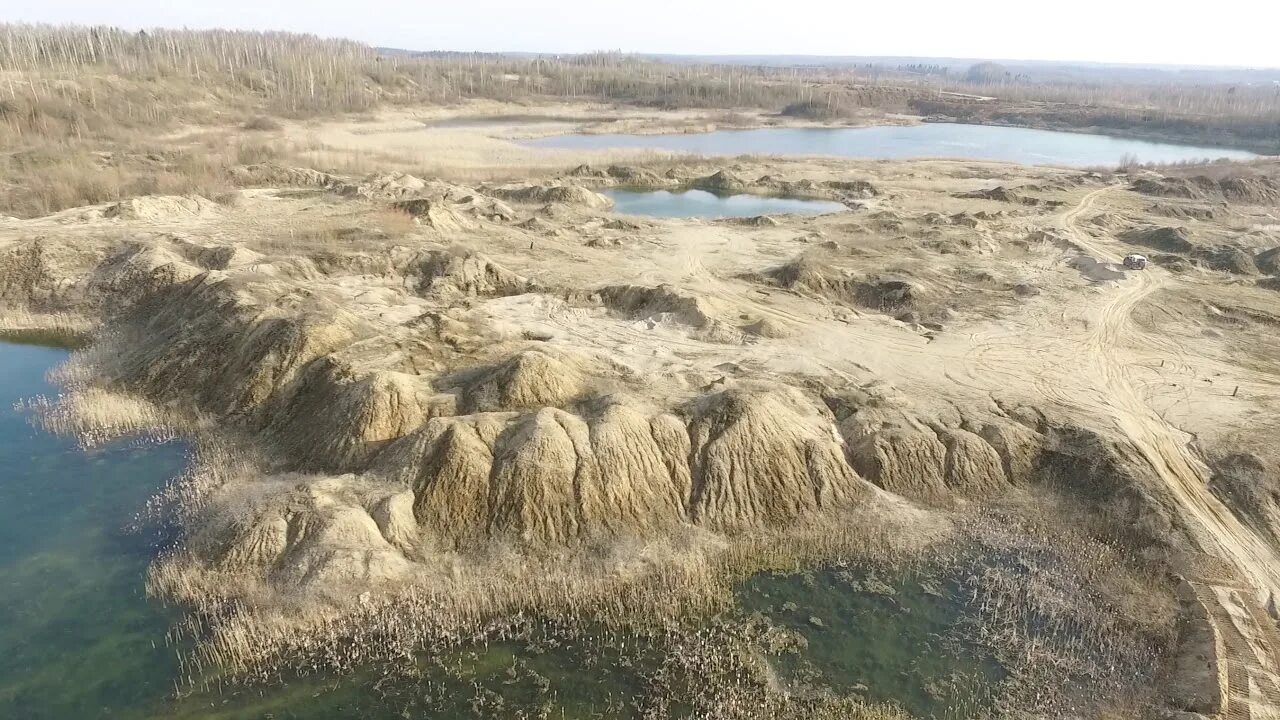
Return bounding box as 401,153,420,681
516,216,554,232
490,402,695,542
379,399,692,547
396,417,501,546
856,278,919,311
743,316,796,338
606,165,664,184
232,163,340,189
694,170,748,193
269,363,431,470
0,240,57,307
486,408,638,543
170,239,264,270
768,254,859,297
210,474,420,589
972,419,1043,484
490,183,614,209
850,429,949,500
841,405,1037,503
1256,247,1280,275
414,249,534,299
337,172,428,199
449,194,517,221
1202,248,1259,275
1148,203,1218,221
583,401,691,531
1208,453,1280,545
825,179,879,197
390,199,476,232
1121,226,1259,274
598,284,718,329
764,254,919,312
365,384,873,546
103,195,221,221
1086,213,1129,230
460,349,587,413
1122,226,1196,254
1217,175,1280,205
954,186,1039,205
596,284,746,342
567,164,607,178
102,275,365,420
1037,426,1186,548
89,243,205,306
936,427,1011,498
1130,177,1202,199
686,388,865,529
270,497,415,589
219,511,291,571
1131,174,1280,206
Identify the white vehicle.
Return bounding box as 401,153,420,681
1123,254,1149,270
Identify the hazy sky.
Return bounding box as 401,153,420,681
12,0,1280,68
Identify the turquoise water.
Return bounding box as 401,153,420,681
0,342,187,719
526,123,1258,166
606,188,848,218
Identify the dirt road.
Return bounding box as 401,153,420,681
1060,190,1280,716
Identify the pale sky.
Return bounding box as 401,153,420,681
10,0,1280,68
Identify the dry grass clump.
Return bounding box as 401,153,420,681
957,504,1179,717
232,140,285,167
0,141,238,218
371,206,418,239
780,100,866,121
145,489,946,686
22,387,174,447
0,310,91,347
242,116,283,132
19,341,185,446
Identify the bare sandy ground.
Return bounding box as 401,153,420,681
4,108,1280,715
268,101,914,179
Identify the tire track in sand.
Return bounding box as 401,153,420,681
1062,188,1280,717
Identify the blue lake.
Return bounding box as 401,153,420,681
606,188,848,218
526,123,1259,167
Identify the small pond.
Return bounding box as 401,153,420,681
526,123,1258,167
606,188,848,219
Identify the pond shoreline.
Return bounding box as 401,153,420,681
521,121,1260,167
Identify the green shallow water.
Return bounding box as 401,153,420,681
737,567,1004,719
